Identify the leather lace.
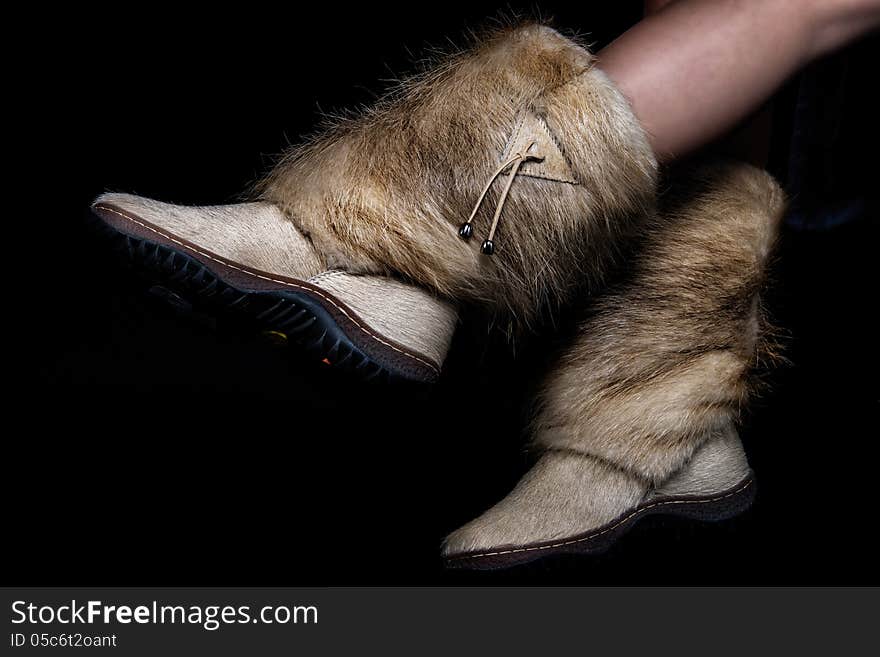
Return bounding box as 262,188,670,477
459,141,542,255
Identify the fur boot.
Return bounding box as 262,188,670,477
258,24,657,326
92,23,656,381
91,195,457,382
444,161,786,568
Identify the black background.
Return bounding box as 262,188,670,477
11,2,878,584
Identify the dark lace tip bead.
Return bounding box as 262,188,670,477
458,223,474,240
480,239,495,256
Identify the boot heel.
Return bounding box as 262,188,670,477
306,271,457,382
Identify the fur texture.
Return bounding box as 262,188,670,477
533,161,786,483
444,161,785,555
307,270,458,366
95,193,324,278
443,422,751,555
445,449,646,554
258,24,657,326
646,423,751,499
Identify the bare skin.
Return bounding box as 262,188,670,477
598,0,880,161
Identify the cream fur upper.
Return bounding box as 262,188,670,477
95,193,324,279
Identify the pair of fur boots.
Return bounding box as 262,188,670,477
91,24,784,568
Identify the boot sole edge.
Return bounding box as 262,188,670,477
444,472,757,570
89,204,441,384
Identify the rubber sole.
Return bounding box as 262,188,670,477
89,205,440,384
444,473,756,570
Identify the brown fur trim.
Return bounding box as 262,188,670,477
532,161,786,483
257,24,657,327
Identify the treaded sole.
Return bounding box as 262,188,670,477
88,208,439,384
444,473,757,570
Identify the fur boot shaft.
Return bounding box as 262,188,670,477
442,161,782,563
532,162,786,483
258,24,657,326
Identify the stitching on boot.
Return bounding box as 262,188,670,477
544,446,652,485
501,112,579,185
500,113,528,159
307,269,348,284
446,477,753,562
532,117,579,184
95,205,441,374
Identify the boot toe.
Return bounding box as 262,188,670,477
443,451,646,566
